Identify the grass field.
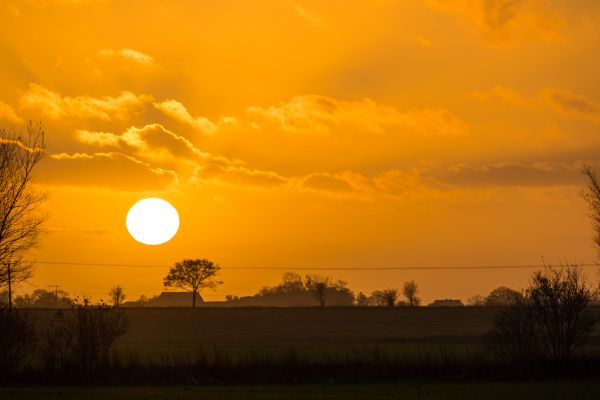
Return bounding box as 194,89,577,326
29,307,501,348
29,307,600,361
2,382,599,400
17,307,600,390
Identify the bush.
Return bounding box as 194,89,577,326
42,301,130,375
486,265,596,374
0,307,37,377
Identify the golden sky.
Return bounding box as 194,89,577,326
2,0,600,303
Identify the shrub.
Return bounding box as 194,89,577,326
42,301,130,375
0,307,37,377
486,265,596,374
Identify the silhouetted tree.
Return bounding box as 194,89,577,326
163,259,223,307
280,272,304,292
583,165,600,258
0,122,46,309
243,273,353,307
402,280,420,307
42,300,130,374
109,286,126,307
370,289,398,307
304,274,332,307
355,291,369,307
528,265,596,362
485,286,522,306
14,288,72,308
487,264,596,370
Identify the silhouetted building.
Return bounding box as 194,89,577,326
428,299,464,307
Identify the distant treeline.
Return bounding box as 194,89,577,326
4,272,588,309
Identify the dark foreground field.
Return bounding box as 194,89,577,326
29,307,504,350
2,382,600,400
29,306,600,359
14,307,600,399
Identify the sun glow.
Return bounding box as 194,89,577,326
126,198,179,245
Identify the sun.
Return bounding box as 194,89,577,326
126,198,180,245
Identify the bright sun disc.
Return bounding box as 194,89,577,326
126,198,179,245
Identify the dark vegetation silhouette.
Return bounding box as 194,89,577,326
14,288,73,308
0,307,36,376
486,264,596,375
403,280,421,307
484,286,522,306
163,259,223,307
42,299,129,376
370,289,399,307
109,286,125,307
225,272,354,307
0,122,46,309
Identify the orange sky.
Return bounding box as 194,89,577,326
1,0,600,303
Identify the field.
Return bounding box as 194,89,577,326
29,307,600,357
18,307,600,399
31,307,499,350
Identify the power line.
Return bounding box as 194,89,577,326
26,260,600,271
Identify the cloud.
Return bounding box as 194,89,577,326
427,0,563,43
19,83,152,120
472,86,600,123
0,100,23,123
247,95,467,135
75,124,212,163
302,171,372,193
541,89,600,121
154,100,222,134
193,164,287,187
442,161,583,187
99,48,156,66
292,3,323,26
41,152,178,190
75,130,120,147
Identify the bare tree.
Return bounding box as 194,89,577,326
487,264,596,369
280,272,304,293
42,300,130,374
109,286,126,307
583,166,600,297
528,265,596,362
304,274,332,307
583,165,600,257
402,280,421,307
370,289,398,307
355,291,370,307
0,122,46,309
163,259,223,307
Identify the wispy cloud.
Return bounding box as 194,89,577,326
19,84,152,120
43,151,178,190
292,3,323,26
248,95,468,135
154,100,226,135
99,48,156,66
